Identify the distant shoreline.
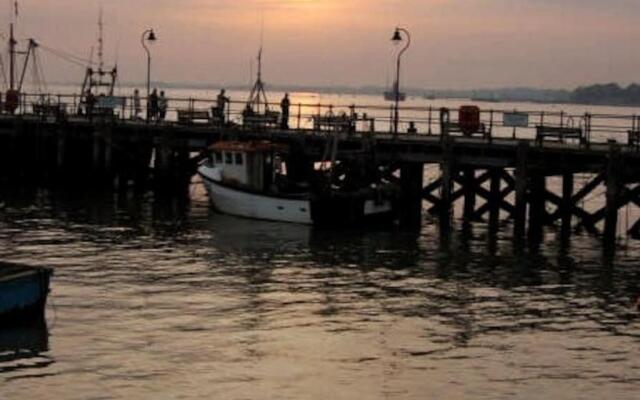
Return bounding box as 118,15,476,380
47,81,640,109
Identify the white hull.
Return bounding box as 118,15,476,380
198,164,394,226
199,166,313,224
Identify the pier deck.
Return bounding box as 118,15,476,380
2,96,640,249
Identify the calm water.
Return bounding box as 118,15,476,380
1,92,640,399
0,182,639,400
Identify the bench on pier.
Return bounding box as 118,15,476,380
242,110,280,129
441,121,490,139
628,130,640,149
177,109,211,125
32,103,67,121
313,114,355,133
536,125,585,145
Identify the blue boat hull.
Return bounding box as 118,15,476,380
0,263,53,324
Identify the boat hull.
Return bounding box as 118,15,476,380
200,172,313,224
199,167,395,226
0,263,53,324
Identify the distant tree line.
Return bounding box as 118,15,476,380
571,83,640,106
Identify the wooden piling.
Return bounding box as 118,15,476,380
561,172,574,239
489,168,501,229
440,136,454,228
604,142,622,245
56,129,65,171
514,141,529,237
399,162,424,229
463,167,476,220
528,173,546,240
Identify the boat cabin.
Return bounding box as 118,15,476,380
206,141,289,193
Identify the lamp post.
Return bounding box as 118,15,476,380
391,27,411,137
141,28,157,121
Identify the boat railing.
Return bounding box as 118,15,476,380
6,91,640,147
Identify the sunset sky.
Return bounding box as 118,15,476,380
6,0,640,89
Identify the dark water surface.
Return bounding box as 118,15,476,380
1,185,639,399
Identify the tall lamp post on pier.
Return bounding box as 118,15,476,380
391,27,411,138
141,28,157,121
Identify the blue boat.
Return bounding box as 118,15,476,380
0,262,53,324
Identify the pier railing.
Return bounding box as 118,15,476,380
8,92,640,146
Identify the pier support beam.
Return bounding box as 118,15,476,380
399,163,424,230
514,141,529,238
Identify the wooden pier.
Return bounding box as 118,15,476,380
2,95,640,250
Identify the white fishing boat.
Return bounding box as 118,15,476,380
197,141,396,226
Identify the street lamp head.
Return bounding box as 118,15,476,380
147,29,157,43
391,28,403,44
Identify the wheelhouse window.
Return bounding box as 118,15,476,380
225,152,233,164
235,153,244,165
214,151,223,164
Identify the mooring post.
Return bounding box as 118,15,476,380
604,141,622,246
561,171,574,240
399,162,424,230
514,141,529,238
463,167,476,220
489,168,501,230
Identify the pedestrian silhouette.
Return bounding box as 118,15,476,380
149,88,159,122
133,89,141,120
159,91,168,122
85,90,96,121
217,89,230,123
280,93,290,129
407,121,417,134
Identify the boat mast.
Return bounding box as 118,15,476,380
246,47,269,113
9,22,15,91
97,6,104,86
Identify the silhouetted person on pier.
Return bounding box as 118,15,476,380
159,91,168,122
217,89,229,123
85,90,96,121
133,89,141,120
280,93,290,129
148,88,159,122
407,121,417,134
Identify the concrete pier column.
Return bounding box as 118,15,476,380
604,142,622,246
514,141,529,238
399,162,424,230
